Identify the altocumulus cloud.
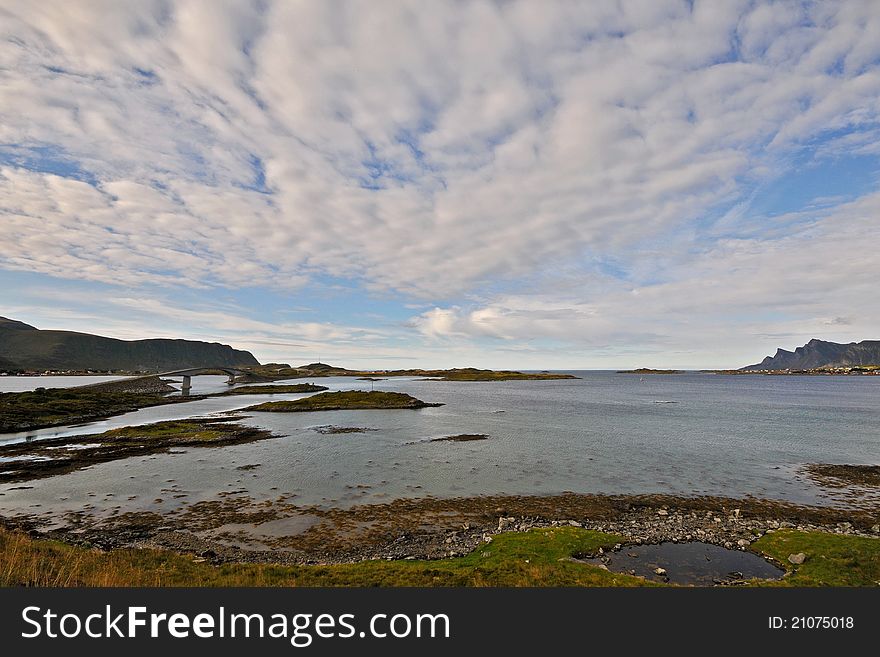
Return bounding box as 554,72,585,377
1,0,879,367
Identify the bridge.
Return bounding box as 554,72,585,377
158,367,250,394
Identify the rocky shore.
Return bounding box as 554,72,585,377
5,493,876,567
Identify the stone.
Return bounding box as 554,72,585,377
657,509,669,516
737,539,749,547
568,520,582,527
788,552,806,565
654,567,667,575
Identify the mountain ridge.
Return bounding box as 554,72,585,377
0,316,259,372
742,338,880,370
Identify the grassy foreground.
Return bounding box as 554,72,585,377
2,526,877,587
752,530,880,586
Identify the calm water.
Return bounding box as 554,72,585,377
1,372,878,519
586,542,784,585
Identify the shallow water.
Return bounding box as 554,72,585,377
1,372,879,519
586,542,785,585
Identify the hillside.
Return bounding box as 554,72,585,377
742,339,880,371
0,316,259,372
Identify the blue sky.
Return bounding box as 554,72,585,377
2,1,880,369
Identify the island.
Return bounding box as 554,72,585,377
617,368,684,374
240,363,579,381
220,383,328,395
246,390,442,412
0,418,273,483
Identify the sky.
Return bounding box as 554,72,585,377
1,0,879,370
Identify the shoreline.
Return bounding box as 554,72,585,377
4,491,877,567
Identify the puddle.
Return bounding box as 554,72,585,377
585,542,784,585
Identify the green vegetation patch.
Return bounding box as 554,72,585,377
247,390,442,412
0,526,651,587
752,530,880,586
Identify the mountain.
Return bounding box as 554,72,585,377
0,316,259,372
742,339,880,370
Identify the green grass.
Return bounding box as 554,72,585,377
92,420,227,444
247,390,440,412
752,530,880,586
0,526,646,587
3,525,877,587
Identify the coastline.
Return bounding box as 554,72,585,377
4,491,877,567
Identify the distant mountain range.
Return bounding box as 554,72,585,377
0,316,259,372
742,339,880,370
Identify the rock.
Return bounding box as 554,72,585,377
657,509,669,516
788,552,806,565
654,567,667,575
568,520,582,527
872,524,880,534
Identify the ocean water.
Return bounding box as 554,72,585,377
0,372,878,519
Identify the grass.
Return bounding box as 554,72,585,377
90,420,228,444
1,526,877,587
0,526,645,587
752,530,880,586
247,390,440,412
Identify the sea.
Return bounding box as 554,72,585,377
0,372,878,520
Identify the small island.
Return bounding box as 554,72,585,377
0,418,273,483
246,390,442,412
430,433,488,442
617,368,684,374
222,383,328,395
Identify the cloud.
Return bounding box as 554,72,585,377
1,1,879,367
413,189,880,366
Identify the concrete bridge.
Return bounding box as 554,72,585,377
158,367,249,394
